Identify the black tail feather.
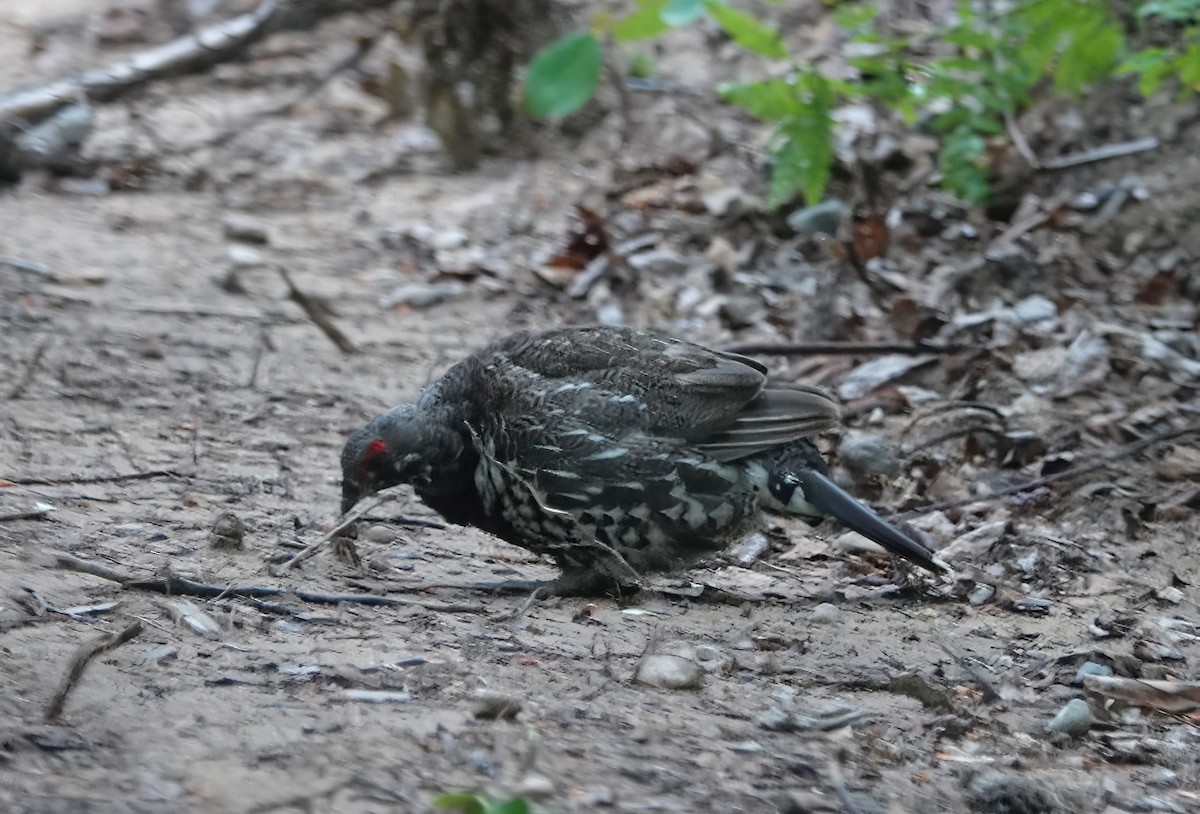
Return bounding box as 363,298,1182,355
794,468,947,574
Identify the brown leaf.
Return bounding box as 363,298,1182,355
545,205,609,269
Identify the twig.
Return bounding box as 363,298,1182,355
0,0,282,124
826,754,864,814
52,552,486,614
1040,137,1159,171
720,340,964,356
1004,111,1041,169
45,622,143,721
894,422,1200,518
278,266,357,355
7,337,52,399
900,425,1007,459
5,469,182,486
604,37,632,148
0,505,54,522
282,490,393,569
938,641,1001,703
0,255,56,280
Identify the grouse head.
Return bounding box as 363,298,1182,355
339,401,466,514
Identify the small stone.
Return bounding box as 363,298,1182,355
838,432,901,480
730,532,771,566
221,213,269,244
964,769,1061,814
227,244,265,268
379,281,466,310
363,524,398,544
701,186,744,216
786,199,849,236
579,786,615,807
626,248,688,275
1071,661,1112,685
968,584,996,606
428,228,469,251
1046,698,1095,736
470,691,522,720
636,654,702,690
208,512,245,551
809,603,841,624
515,774,555,800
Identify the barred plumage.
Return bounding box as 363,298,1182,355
340,326,945,594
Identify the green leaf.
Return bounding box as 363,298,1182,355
938,125,989,204
613,0,672,40
1177,40,1200,92
524,32,604,118
1139,0,1200,23
661,0,706,26
831,2,877,30
1055,18,1123,94
490,799,531,814
766,74,834,208
718,79,800,118
1117,47,1176,96
433,793,487,813
704,0,787,57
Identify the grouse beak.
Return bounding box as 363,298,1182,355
341,479,369,516
793,468,949,574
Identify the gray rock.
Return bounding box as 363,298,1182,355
1046,698,1095,736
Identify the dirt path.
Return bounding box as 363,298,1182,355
2,2,1199,813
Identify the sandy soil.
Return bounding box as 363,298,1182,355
2,2,1199,813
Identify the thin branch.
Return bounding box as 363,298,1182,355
45,622,143,720
1004,111,1041,169
282,490,394,568
0,505,54,522
1041,137,1160,171
7,337,52,399
5,469,182,486
278,266,357,355
720,340,964,356
52,552,485,614
938,641,1002,703
894,423,1200,518
826,754,864,814
0,255,56,280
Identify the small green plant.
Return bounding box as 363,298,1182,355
524,0,1200,207
433,791,539,814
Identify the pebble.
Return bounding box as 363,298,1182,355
1071,661,1112,685
809,603,841,624
786,199,849,236
1046,698,1095,736
227,244,265,268
636,654,702,690
730,532,770,565
363,524,399,544
428,228,468,250
626,248,688,275
379,281,466,310
515,774,555,800
968,584,996,606
470,691,522,720
221,213,269,244
208,511,245,550
838,432,900,480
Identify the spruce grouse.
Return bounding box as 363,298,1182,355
341,326,945,594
